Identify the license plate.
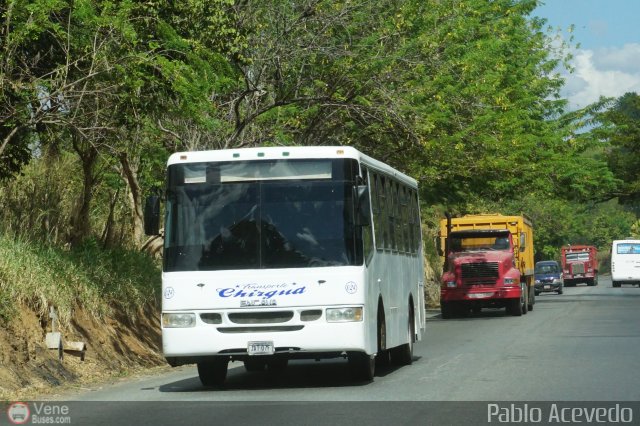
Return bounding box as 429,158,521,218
468,292,493,299
247,341,274,356
544,285,551,290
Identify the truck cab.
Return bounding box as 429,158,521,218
440,229,527,318
561,245,598,287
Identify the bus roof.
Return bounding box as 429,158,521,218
167,146,417,187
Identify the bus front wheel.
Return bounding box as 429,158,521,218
348,352,375,381
244,358,266,372
197,357,229,387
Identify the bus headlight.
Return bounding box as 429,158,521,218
326,307,363,322
162,313,196,328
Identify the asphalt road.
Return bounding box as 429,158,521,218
34,275,640,425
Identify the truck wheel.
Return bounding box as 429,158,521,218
441,302,454,319
198,357,229,387
612,281,621,288
508,298,522,316
521,286,528,315
348,352,375,381
528,287,535,310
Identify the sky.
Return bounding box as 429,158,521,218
534,0,640,110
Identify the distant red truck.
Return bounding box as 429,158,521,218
561,245,598,286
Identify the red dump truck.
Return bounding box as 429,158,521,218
438,213,535,318
561,245,598,286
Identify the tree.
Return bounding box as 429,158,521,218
601,92,640,206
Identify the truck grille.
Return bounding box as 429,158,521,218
461,262,499,285
570,263,585,274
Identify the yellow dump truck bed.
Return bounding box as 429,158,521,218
439,214,535,277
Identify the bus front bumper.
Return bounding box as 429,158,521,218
161,314,369,360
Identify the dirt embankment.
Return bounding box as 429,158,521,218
0,303,165,400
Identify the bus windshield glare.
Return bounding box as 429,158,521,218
163,159,363,271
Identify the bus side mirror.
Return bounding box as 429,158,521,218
354,185,371,226
144,195,161,236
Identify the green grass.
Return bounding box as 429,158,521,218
0,236,161,325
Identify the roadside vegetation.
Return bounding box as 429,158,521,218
0,235,160,326
1,0,639,326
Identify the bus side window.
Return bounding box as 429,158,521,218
371,173,383,251
411,190,420,254
379,174,389,250
384,177,395,251
361,167,374,264
400,186,410,254
394,182,405,253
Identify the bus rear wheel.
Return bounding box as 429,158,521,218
197,357,229,387
391,306,414,366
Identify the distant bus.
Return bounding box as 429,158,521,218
145,146,426,386
611,240,640,288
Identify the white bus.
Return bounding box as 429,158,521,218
611,239,640,288
144,146,426,386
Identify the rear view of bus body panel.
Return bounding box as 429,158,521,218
611,240,640,286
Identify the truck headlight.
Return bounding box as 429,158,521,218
446,281,456,288
162,313,196,328
503,278,517,285
326,307,363,322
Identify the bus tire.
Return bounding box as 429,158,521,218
392,305,414,366
244,358,266,372
267,356,288,371
348,352,375,381
375,303,391,369
198,357,229,387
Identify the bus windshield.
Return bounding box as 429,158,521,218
616,243,640,255
163,159,362,271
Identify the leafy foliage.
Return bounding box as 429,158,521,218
0,0,638,311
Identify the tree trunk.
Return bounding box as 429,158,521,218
101,188,120,249
119,152,145,248
69,135,98,248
